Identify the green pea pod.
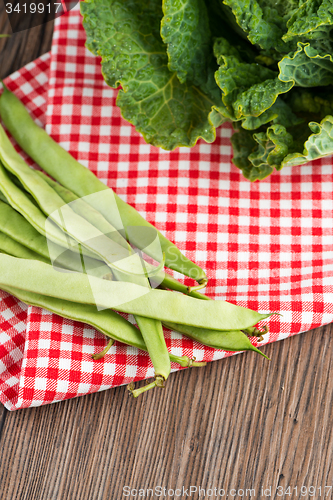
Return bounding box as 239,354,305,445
163,322,269,358
0,254,272,330
0,85,207,286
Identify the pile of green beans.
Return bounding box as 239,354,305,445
0,84,273,397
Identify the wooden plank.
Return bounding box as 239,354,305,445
0,4,54,79
0,407,7,437
0,1,52,439
0,324,332,500
0,6,332,500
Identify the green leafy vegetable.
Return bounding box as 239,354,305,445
160,0,211,86
81,0,333,180
279,42,333,87
81,0,225,150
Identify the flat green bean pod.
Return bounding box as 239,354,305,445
162,322,268,358
0,234,267,358
36,170,129,252
0,130,159,283
0,85,207,286
0,283,201,368
0,228,266,360
0,127,172,381
0,199,51,259
0,231,49,262
0,254,272,330
0,161,97,261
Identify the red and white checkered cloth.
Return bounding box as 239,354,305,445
1,5,333,410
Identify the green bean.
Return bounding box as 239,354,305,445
0,85,207,287
0,189,8,203
0,126,172,383
0,282,203,368
36,170,131,252
0,254,272,330
135,315,170,384
0,231,49,262
162,322,269,358
0,161,98,261
0,128,158,280
0,231,266,362
0,234,265,361
36,170,200,297
0,199,51,259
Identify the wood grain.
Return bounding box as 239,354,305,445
0,324,332,500
0,404,6,434
0,7,333,500
0,2,53,79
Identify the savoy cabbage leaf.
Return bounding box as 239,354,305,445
160,0,211,86
221,0,297,52
81,0,225,150
214,37,293,120
279,42,333,87
284,0,333,42
283,115,333,167
80,0,333,179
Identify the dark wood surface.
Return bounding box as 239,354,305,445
0,8,332,500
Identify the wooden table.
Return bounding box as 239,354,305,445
0,10,332,500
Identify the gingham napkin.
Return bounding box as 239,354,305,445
1,5,333,410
